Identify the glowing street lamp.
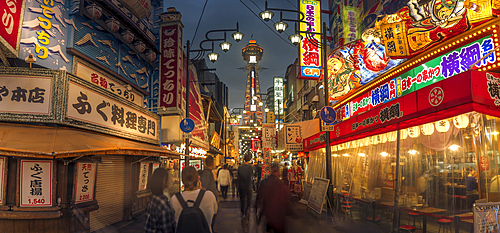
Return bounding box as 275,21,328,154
259,10,274,21
274,21,288,33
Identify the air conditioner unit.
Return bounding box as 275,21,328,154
312,95,319,102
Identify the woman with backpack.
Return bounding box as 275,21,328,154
144,168,176,233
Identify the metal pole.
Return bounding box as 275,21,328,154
185,40,191,164
392,129,401,230
322,22,333,213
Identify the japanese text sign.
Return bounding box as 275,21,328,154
262,123,276,149
74,163,96,204
0,0,25,57
285,125,303,151
160,24,182,110
0,157,4,204
274,77,284,115
333,36,496,124
342,5,360,43
299,0,321,80
181,160,201,170
67,82,159,141
380,21,410,56
75,62,143,106
261,148,272,179
0,75,51,115
138,163,149,190
210,131,221,150
20,160,52,207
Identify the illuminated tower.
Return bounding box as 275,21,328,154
242,40,264,126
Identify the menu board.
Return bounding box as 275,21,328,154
307,178,330,214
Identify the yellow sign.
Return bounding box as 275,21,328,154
342,5,361,43
210,130,221,150
299,0,321,79
467,0,493,23
380,21,410,57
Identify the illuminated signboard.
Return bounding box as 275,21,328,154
342,4,361,43
274,77,283,116
299,0,321,80
327,31,406,103
0,0,25,57
333,35,496,124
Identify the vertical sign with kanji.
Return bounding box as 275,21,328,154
342,4,361,43
74,163,96,204
262,123,276,149
299,0,321,80
274,77,283,116
160,24,182,110
138,163,149,190
380,21,410,57
0,157,4,204
261,148,272,179
20,160,52,207
0,0,26,57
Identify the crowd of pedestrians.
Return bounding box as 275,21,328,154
144,155,291,233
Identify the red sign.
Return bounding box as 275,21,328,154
0,0,25,56
160,24,182,109
480,156,490,171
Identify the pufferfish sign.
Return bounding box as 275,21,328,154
326,29,406,103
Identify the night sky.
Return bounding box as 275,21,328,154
166,0,329,109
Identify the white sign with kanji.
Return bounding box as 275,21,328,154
20,160,52,207
0,75,52,115
138,163,149,190
285,125,303,151
67,82,158,141
0,157,4,204
75,163,96,204
262,123,276,149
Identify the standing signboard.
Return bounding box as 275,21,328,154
74,163,97,204
20,160,52,207
138,163,149,191
307,177,330,214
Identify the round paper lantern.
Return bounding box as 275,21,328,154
382,133,388,143
372,135,379,145
408,126,420,138
134,41,146,53
121,29,134,44
345,142,350,150
332,145,337,152
435,119,450,133
145,50,156,62
352,140,358,148
86,3,102,20
387,131,398,142
105,17,120,32
400,129,408,140
453,114,469,129
358,139,364,147
364,137,371,146
421,123,435,135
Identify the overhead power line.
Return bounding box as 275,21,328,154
192,0,210,43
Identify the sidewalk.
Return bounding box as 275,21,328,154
105,192,385,233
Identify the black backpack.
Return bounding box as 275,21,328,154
175,190,210,233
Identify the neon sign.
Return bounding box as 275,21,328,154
333,36,496,124
274,77,283,115
299,0,321,80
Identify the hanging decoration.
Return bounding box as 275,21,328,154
364,137,371,146
121,29,134,44
387,131,398,142
86,3,102,20
421,123,435,135
134,41,146,53
408,126,420,138
453,114,469,129
435,119,451,133
400,129,408,140
105,17,120,32
352,140,358,148
382,133,388,143
332,145,337,151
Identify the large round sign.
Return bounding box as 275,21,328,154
320,106,336,124
180,118,195,133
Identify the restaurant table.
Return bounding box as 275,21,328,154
453,212,473,224
413,207,446,233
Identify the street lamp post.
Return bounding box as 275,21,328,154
184,24,244,164
259,3,334,211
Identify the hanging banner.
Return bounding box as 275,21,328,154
299,0,322,80
160,24,182,111
342,5,361,43
74,163,96,204
261,148,272,179
284,125,303,151
0,0,26,57
262,123,276,149
138,162,149,190
380,21,410,57
20,160,52,207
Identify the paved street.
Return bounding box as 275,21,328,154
95,191,385,233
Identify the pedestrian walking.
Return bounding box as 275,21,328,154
238,154,254,220
199,155,219,232
281,162,289,191
256,162,262,191
232,162,239,197
144,168,176,233
255,163,290,233
171,166,217,233
217,164,231,200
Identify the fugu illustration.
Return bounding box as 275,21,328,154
98,39,117,54
75,33,98,47
96,56,111,66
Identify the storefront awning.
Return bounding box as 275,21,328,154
0,123,182,159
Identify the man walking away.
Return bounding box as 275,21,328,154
232,163,239,197
255,163,290,233
199,156,219,232
256,162,262,191
171,166,217,233
238,154,254,221
217,164,231,200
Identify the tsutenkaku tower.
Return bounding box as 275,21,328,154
242,40,264,126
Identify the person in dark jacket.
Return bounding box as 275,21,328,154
144,168,176,233
238,154,254,221
255,163,290,233
199,156,219,232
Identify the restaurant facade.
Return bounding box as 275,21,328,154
304,4,500,231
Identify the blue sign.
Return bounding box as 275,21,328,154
274,119,284,124
180,118,195,133
320,106,336,124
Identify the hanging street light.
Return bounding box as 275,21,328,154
219,41,232,52
259,10,274,21
274,21,288,33
207,52,219,63
288,33,302,46
232,31,244,42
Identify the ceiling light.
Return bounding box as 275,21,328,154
449,144,460,151
381,152,389,157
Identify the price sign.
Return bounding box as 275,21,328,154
20,160,52,207
74,163,96,204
